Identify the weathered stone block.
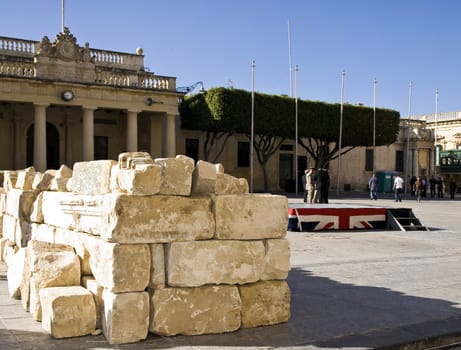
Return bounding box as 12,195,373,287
15,170,36,190
100,194,215,243
167,240,265,287
149,244,165,289
2,214,16,242
82,277,103,329
191,160,224,194
71,160,116,195
50,164,73,192
6,247,26,298
155,155,194,196
239,280,291,328
30,192,44,223
261,239,291,280
150,285,241,336
32,171,54,191
215,173,249,195
41,191,104,234
6,188,39,220
30,223,55,244
0,188,6,212
15,219,33,248
102,290,149,344
55,228,91,275
28,242,81,321
85,235,150,293
40,286,96,338
0,237,12,262
116,163,162,195
3,170,18,191
214,194,288,240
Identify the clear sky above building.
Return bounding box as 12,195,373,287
2,0,460,117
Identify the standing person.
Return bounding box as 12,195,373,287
316,168,330,204
368,173,379,200
410,176,417,196
436,177,444,199
393,174,404,202
302,170,308,202
449,179,457,199
413,176,422,202
429,176,436,198
306,167,316,204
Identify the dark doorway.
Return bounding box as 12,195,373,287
27,122,60,170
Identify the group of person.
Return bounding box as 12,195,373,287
368,173,458,202
302,167,330,204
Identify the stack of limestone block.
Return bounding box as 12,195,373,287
0,152,291,344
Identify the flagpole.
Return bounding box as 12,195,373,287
434,88,439,177
373,78,377,174
295,64,299,195
405,81,413,193
336,69,345,195
288,21,293,97
250,60,255,193
62,0,65,31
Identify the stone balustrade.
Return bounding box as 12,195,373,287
0,154,291,345
0,36,36,56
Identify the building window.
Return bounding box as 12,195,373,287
395,150,404,172
238,141,250,167
365,149,373,171
185,138,199,163
94,136,108,160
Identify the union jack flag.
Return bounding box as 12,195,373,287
288,207,387,231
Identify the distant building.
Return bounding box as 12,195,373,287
0,28,181,172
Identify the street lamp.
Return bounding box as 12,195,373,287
373,78,377,174
250,60,255,193
336,69,345,195
405,81,413,193
295,64,299,195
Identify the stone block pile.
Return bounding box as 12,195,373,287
0,152,291,344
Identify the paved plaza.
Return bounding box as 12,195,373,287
1,192,461,349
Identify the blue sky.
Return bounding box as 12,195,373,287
2,0,460,117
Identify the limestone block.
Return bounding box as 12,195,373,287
50,164,73,192
3,171,18,191
15,170,36,190
28,242,81,321
215,173,249,195
30,223,55,244
100,194,215,243
71,160,116,195
150,285,241,336
6,247,26,298
118,151,153,169
154,155,195,196
15,219,33,248
214,194,288,240
40,286,96,338
0,237,12,262
3,241,17,264
30,192,44,223
32,171,54,191
167,240,265,287
116,164,162,195
55,228,91,275
0,213,3,236
82,277,103,329
2,214,16,242
41,191,105,234
191,160,224,194
0,188,6,212
102,290,149,344
239,280,291,328
85,235,150,293
261,239,291,280
6,188,39,220
148,244,165,289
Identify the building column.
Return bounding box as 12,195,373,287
165,113,176,157
65,115,73,165
13,115,23,169
82,107,96,161
33,103,49,172
127,110,140,152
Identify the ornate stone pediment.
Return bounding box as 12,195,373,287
37,27,91,62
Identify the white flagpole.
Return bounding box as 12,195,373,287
373,78,377,174
62,0,65,31
434,88,439,176
250,60,255,193
295,64,299,195
336,69,345,195
405,81,413,193
288,21,293,97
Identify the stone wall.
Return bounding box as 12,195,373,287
0,152,291,344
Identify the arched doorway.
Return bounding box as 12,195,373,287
26,122,60,170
